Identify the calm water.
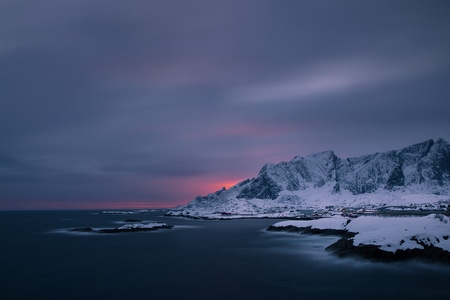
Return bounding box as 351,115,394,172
0,210,449,299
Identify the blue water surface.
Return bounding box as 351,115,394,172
0,210,449,299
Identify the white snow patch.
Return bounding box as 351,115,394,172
271,214,450,253
273,217,349,231
116,223,169,230
347,214,450,252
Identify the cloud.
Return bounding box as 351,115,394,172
229,56,443,103
1,0,450,209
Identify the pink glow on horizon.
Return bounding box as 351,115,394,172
139,175,247,205
207,179,241,191
0,199,180,211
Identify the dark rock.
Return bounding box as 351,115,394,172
332,182,340,194
418,138,450,185
124,219,142,222
326,237,450,264
385,165,405,190
267,225,350,237
238,171,282,200
68,227,94,232
68,224,173,234
98,224,173,233
267,225,307,233
237,178,251,186
326,239,396,261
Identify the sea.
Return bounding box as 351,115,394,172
1,210,449,300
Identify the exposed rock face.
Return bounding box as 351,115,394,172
238,138,449,199
238,168,282,200
326,237,450,264
384,165,405,190
169,139,450,217
332,182,341,194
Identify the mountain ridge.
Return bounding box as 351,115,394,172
167,138,450,218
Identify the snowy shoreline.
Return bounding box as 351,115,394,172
165,207,449,220
268,214,450,264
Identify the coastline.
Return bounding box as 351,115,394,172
267,213,450,264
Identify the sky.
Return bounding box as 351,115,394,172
1,0,450,210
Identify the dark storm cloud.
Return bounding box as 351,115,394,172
1,0,449,209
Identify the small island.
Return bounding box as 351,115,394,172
69,222,173,234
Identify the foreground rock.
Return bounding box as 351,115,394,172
325,236,450,263
69,222,173,234
269,214,450,264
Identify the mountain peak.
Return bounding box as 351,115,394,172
169,139,450,218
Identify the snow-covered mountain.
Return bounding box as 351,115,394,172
167,138,450,218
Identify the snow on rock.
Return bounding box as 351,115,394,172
272,217,349,231
347,214,450,253
100,210,139,215
270,214,450,255
116,223,170,231
68,222,173,234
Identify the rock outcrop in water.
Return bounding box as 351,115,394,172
69,222,173,233
325,236,450,264
269,214,450,264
